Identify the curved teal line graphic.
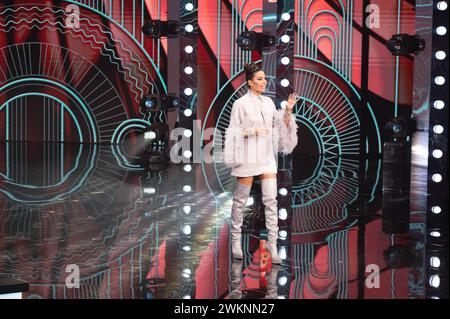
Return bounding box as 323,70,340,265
0,77,98,143
111,119,151,170
1,93,84,143
111,119,150,144
0,6,164,98
295,55,381,152
291,157,343,208
0,17,152,100
295,67,360,127
0,144,98,204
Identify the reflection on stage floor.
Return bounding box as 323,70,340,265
0,142,427,299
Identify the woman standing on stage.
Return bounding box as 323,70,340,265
224,62,298,264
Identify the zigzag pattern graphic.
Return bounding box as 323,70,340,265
0,6,158,102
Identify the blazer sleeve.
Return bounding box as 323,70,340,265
270,99,298,155
223,100,246,166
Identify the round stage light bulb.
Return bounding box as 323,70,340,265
430,257,441,268
278,276,288,286
432,174,442,183
433,125,444,134
279,230,288,239
182,225,191,235
184,45,194,54
281,13,291,21
281,35,290,43
182,245,191,251
144,131,156,140
183,164,192,172
185,3,194,11
429,275,440,288
245,196,254,207
432,149,443,159
183,205,191,214
185,24,194,33
280,100,288,109
183,295,191,299
434,76,445,85
279,246,287,260
431,231,441,237
281,56,290,65
279,188,288,196
280,79,290,87
435,51,446,60
434,100,445,109
279,208,288,220
183,150,192,158
183,185,192,192
184,88,193,96
182,269,191,278
432,206,442,214
436,26,447,36
184,129,193,138
184,109,193,117
184,66,193,74
437,1,448,10
143,187,156,194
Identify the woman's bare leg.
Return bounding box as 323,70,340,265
237,176,254,186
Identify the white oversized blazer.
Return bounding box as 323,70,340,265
224,91,298,177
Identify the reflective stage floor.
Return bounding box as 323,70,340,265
0,142,430,299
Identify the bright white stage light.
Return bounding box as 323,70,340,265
281,35,290,43
430,257,441,268
185,3,194,11
182,225,191,235
280,79,290,87
437,1,448,10
436,26,447,36
143,187,156,194
183,150,192,158
432,174,443,183
429,275,440,288
184,129,193,138
432,206,442,214
432,149,443,159
279,208,288,220
433,125,444,134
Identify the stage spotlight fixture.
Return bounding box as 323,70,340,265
236,31,276,51
140,95,160,112
384,117,417,140
142,20,180,38
386,34,425,56
140,94,179,113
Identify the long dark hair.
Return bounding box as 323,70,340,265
244,62,262,87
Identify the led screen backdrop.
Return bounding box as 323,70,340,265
0,0,414,151
0,0,420,299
